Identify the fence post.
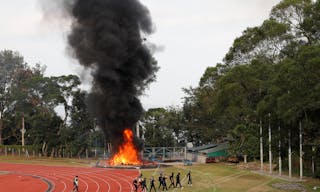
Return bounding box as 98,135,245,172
184,147,187,160
162,147,165,161
152,147,155,159
5,146,7,156
25,150,29,159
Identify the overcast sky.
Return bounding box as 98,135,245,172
0,0,281,109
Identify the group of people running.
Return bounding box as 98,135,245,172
72,170,192,192
133,171,192,192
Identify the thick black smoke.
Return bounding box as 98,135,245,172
41,0,158,152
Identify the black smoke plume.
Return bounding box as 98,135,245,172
41,0,158,152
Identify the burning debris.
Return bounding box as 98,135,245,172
40,0,158,163
109,129,141,166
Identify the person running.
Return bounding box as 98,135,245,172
175,172,182,188
149,176,156,192
141,178,148,192
73,176,79,192
133,178,139,192
162,174,168,191
158,173,163,189
168,172,175,188
187,170,192,186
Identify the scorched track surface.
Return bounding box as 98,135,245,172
0,162,139,192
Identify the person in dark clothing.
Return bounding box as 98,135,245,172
162,175,168,191
133,178,139,192
141,178,147,192
149,176,156,192
168,172,175,188
176,172,182,188
187,170,192,186
158,173,163,189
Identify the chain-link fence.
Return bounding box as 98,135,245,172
0,145,109,159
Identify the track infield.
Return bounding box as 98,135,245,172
0,162,139,192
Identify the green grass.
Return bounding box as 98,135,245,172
0,156,96,167
141,163,320,192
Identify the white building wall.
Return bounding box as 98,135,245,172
187,152,207,163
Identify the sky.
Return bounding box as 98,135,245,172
0,0,281,109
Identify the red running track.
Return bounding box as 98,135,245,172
0,162,140,192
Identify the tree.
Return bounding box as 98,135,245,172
228,124,260,161
66,90,95,157
0,49,99,158
0,50,24,144
180,1,320,172
224,0,320,67
141,108,178,147
268,45,320,144
224,19,291,66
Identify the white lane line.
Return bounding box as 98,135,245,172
80,173,101,192
94,171,123,192
8,170,57,192
29,170,70,192
88,173,111,192
109,172,135,192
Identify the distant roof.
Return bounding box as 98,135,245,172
189,142,228,153
189,143,221,152
202,142,228,154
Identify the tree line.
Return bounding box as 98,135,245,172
0,50,105,157
140,0,319,177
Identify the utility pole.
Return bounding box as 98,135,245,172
0,111,2,145
260,119,263,171
278,125,282,176
268,113,272,174
299,121,303,180
21,113,26,148
288,128,292,178
312,146,315,175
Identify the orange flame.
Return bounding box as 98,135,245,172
109,129,142,165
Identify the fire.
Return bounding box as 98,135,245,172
109,129,142,165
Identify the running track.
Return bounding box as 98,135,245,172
0,162,140,192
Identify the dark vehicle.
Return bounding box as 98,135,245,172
205,157,218,163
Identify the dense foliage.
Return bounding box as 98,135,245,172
0,50,101,157
141,0,320,170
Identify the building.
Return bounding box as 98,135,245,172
187,142,228,163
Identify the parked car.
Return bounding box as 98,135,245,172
205,157,218,163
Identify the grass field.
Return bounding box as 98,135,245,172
0,156,319,192
141,163,320,192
